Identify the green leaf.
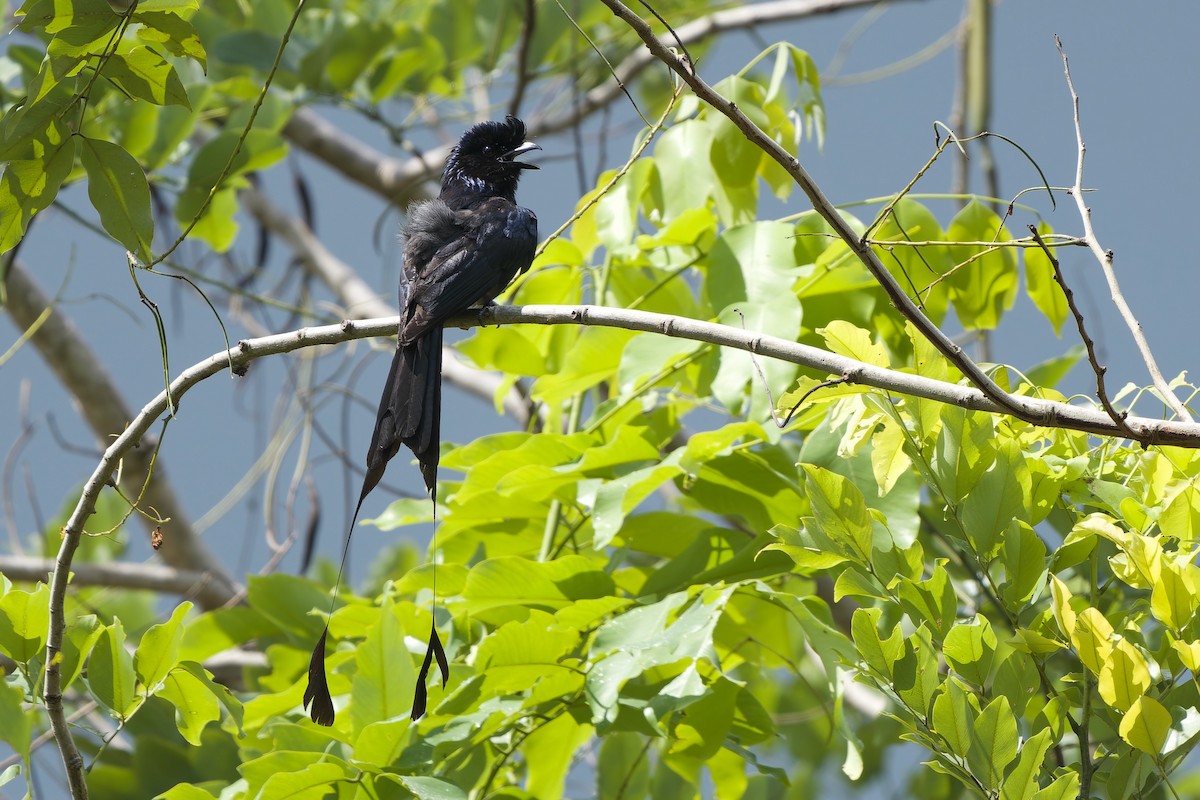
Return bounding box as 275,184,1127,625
932,678,975,757
652,121,717,223
594,451,685,548
103,47,191,108
157,664,221,745
968,695,1018,790
801,464,873,564
474,610,579,695
0,582,49,664
1024,346,1083,389
154,784,219,800
531,327,636,410
0,681,32,764
173,660,243,735
851,607,903,679
0,81,75,161
1032,773,1079,800
80,136,154,261
245,573,331,639
1160,482,1200,542
598,732,651,800
933,406,995,507
960,440,1030,558
706,220,802,310
350,596,415,733
352,717,410,771
134,601,192,691
175,130,288,249
999,728,1052,800
258,761,350,799
945,200,1019,330
1071,607,1113,675
178,605,276,662
944,616,997,686
0,765,22,789
395,776,468,800
1097,638,1150,712
523,712,594,798
134,11,207,70
587,586,735,726
896,562,958,640
61,614,104,691
40,0,122,56
89,619,138,717
462,555,614,619
894,626,940,719
1024,223,1067,336
0,124,76,256
591,157,655,250
1119,695,1172,755
1001,522,1047,608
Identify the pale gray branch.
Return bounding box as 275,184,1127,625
471,304,1200,446
1055,37,1192,422
0,554,212,596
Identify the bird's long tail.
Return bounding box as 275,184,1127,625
367,327,444,503
303,326,444,726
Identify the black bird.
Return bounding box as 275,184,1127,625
304,116,540,726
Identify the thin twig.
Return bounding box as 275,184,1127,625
1055,35,1191,422
1028,225,1136,439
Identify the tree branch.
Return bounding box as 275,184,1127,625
0,555,213,596
469,304,1200,446
1027,225,1135,439
1055,36,1192,422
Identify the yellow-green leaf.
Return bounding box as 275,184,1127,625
1071,607,1114,675
820,320,888,368
1098,638,1150,712
1119,696,1171,755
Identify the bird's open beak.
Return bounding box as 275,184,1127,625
503,141,542,169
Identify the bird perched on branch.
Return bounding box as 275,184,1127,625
304,116,541,726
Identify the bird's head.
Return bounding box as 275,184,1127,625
441,115,541,206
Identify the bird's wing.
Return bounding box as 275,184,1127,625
400,198,537,343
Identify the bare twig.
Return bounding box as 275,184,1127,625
1028,225,1136,439
1055,36,1191,422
